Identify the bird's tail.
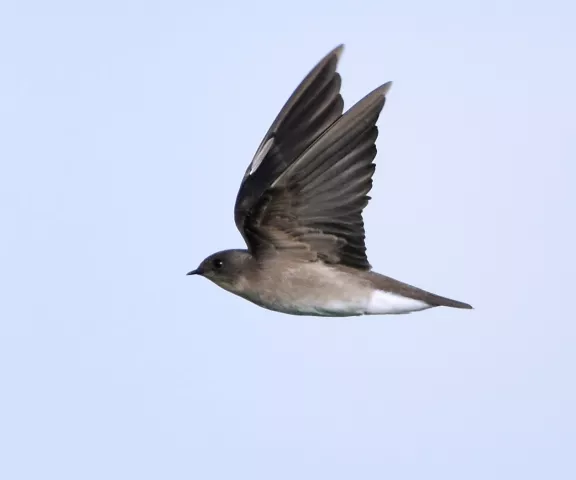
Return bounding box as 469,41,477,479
425,292,473,309
364,271,473,310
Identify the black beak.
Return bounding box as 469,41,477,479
186,269,200,276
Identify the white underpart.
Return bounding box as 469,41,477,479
288,291,432,317
240,263,434,317
249,137,274,174
305,299,366,317
365,290,432,315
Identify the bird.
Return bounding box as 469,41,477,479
187,45,472,316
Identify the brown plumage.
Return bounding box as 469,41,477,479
188,45,472,316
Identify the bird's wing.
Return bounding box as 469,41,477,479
239,81,392,271
234,45,345,247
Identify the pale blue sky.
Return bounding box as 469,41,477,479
1,1,574,479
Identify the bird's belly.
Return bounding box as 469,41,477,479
255,290,431,317
254,291,432,316
259,295,367,317
238,263,431,317
274,295,367,317
244,270,370,317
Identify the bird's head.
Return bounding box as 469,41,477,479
187,249,252,291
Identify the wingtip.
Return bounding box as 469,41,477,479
380,81,393,96
303,44,345,82
359,82,394,105
326,50,391,99
332,44,345,58
323,44,344,63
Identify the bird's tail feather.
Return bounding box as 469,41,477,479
425,292,473,309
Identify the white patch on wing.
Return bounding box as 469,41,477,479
249,137,274,175
366,290,432,315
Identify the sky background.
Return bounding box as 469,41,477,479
1,1,575,479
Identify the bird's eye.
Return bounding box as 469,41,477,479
212,258,223,269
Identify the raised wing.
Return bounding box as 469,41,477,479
241,83,392,270
234,45,345,246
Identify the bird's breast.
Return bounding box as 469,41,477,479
240,262,372,317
